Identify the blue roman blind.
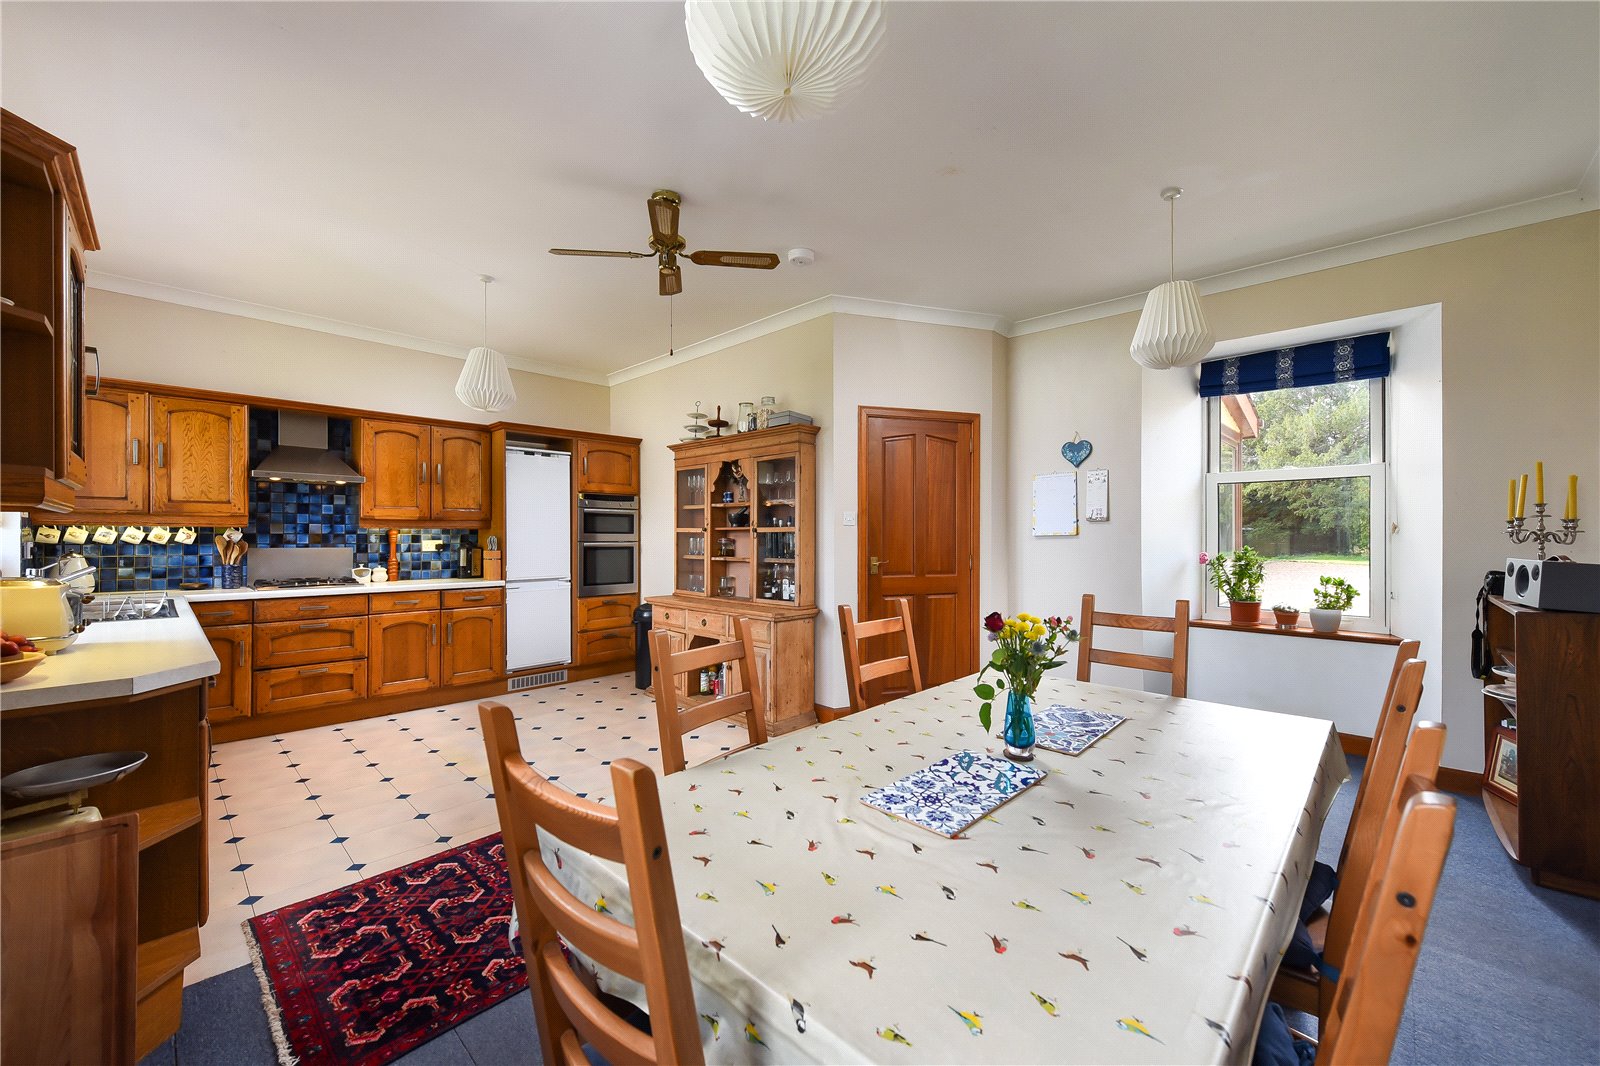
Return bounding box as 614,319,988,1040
1198,332,1391,397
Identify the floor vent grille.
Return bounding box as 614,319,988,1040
509,669,567,691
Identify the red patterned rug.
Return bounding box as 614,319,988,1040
245,833,526,1066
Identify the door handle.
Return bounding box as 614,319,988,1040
420,461,426,484
87,347,101,396
131,438,140,466
394,599,420,606
156,442,166,468
431,623,438,645
446,622,454,645
299,667,329,677
237,642,246,667
298,621,330,630
462,594,485,602
869,556,880,575
435,463,442,484
297,604,330,611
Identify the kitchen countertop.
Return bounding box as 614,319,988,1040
181,577,506,601
1,596,219,712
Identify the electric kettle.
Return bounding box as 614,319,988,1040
0,578,91,653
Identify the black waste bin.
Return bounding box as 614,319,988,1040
633,602,653,689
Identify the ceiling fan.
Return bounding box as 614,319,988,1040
550,189,781,296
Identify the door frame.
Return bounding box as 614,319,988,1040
856,405,982,679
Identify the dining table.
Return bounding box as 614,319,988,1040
544,673,1349,1064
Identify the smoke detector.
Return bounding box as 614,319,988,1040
786,247,816,266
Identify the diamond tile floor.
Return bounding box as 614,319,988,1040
193,673,748,983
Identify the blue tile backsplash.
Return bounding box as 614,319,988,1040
26,410,479,591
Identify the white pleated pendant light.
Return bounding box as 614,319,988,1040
685,0,887,122
455,275,517,413
1130,188,1214,370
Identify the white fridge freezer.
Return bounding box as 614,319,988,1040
504,448,573,670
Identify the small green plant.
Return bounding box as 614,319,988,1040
1311,576,1359,611
1203,547,1264,604
1271,603,1298,613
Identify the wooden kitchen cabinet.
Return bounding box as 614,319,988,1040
253,616,368,669
148,394,249,521
441,606,503,686
202,623,252,721
254,660,368,716
357,419,491,527
575,438,640,495
368,610,441,697
577,594,637,632
575,627,635,667
76,387,148,514
1,109,99,513
575,593,637,667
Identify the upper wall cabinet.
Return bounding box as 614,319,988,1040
356,418,490,527
575,439,640,496
1,110,99,513
58,387,248,525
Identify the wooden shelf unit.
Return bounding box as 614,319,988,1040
1480,596,1600,898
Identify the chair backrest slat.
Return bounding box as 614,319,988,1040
838,599,923,715
1338,639,1421,871
1075,594,1191,697
649,619,768,775
479,702,704,1066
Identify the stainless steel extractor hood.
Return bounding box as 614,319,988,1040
250,411,366,485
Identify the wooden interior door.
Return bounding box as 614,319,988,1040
357,419,429,522
77,387,148,513
430,426,490,523
148,394,248,518
859,407,978,704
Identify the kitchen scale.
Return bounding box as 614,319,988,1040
0,751,147,841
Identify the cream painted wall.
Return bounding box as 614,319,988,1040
829,315,1009,709
608,313,835,678
1011,211,1599,772
85,290,612,430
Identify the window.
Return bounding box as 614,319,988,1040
1201,335,1389,632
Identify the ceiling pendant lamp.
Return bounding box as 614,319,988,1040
455,275,517,413
684,0,887,123
1130,187,1215,370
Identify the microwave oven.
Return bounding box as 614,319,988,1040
578,493,639,542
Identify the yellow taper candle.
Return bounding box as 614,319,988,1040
1567,475,1579,521
1536,461,1545,506
1517,474,1528,518
1508,478,1517,521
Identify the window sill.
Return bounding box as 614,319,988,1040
1191,618,1403,646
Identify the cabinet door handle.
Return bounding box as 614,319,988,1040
602,599,620,606
394,599,420,606
156,442,166,468
298,621,330,630
420,461,426,484
237,641,246,666
446,622,454,645
435,463,442,484
297,604,330,611
430,622,438,645
583,455,589,475
299,667,329,677
87,347,101,396
462,594,485,602
131,438,140,466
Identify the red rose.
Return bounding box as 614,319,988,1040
982,611,1005,633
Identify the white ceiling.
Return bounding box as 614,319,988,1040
3,2,1596,382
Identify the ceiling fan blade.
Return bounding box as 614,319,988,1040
549,248,649,258
686,250,781,269
648,190,682,249
659,263,683,296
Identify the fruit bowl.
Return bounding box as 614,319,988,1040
0,650,47,684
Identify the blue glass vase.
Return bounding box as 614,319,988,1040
1003,689,1036,762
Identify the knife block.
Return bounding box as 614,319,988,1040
482,550,503,580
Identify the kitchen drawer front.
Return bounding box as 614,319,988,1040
654,605,686,631
254,660,368,716
369,590,441,615
687,610,731,637
577,594,638,632
253,595,368,622
442,587,503,609
741,617,773,646
191,600,252,627
253,616,369,668
575,627,635,666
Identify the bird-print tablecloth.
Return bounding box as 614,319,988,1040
543,674,1348,1064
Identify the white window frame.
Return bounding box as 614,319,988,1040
1203,379,1389,633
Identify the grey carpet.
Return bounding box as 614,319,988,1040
141,757,1600,1065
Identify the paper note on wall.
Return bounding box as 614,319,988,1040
1032,473,1078,537
1084,468,1109,522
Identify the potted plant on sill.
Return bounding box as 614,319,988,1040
1272,603,1301,629
1310,576,1359,633
1204,547,1265,625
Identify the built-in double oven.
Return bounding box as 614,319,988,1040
577,493,639,597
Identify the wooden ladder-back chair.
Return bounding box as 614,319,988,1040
836,600,924,718
1075,594,1191,698
1303,782,1456,1064
479,701,704,1066
648,619,768,775
1336,639,1421,873
1270,662,1436,1015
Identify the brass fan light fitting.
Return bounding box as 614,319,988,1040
551,189,780,296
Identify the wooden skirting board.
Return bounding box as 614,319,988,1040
1338,731,1480,794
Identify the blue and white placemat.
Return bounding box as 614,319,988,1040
860,750,1046,837
1033,704,1127,755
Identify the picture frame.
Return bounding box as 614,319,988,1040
1484,725,1519,804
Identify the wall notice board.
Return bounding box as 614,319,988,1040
1032,473,1078,537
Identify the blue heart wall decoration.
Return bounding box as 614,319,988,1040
1062,439,1094,467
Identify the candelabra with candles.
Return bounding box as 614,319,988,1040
1506,504,1582,561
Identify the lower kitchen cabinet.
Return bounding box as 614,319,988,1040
202,623,252,721
442,606,503,687
576,627,635,666
253,616,368,668
369,610,441,697
254,660,368,716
